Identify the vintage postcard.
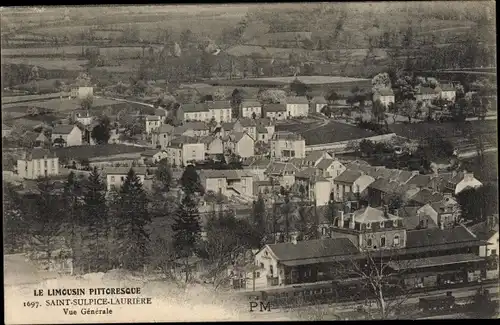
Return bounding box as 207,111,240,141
2,3,498,323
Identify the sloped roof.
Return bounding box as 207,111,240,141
334,170,362,184
102,166,148,175
304,150,328,163
311,96,327,104
400,206,438,230
295,167,318,179
200,169,241,180
243,156,271,168
267,238,358,261
183,121,210,131
241,100,261,107
417,86,440,95
285,96,309,104
351,206,400,223
374,88,394,96
316,158,335,170
406,174,432,188
52,124,77,135
440,84,456,92
181,103,209,113
409,188,444,205
272,131,304,141
207,100,231,110
264,103,286,112
256,124,268,133
238,118,257,127
368,178,400,193
468,221,498,241
406,226,480,248
140,149,163,157
227,131,251,143
169,135,199,147
221,121,236,130
146,115,162,121
265,161,299,175
154,124,175,134
391,170,415,183
199,135,216,145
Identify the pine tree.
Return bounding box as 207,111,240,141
172,192,201,282
252,194,267,237
153,159,173,194
3,183,28,253
115,168,151,271
81,167,108,272
62,172,82,272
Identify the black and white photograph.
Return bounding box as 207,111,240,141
2,3,498,322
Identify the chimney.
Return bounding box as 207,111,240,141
349,215,355,229
339,210,344,228
411,170,420,177
439,221,444,230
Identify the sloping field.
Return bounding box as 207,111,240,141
3,97,123,113
53,144,147,160
2,58,87,70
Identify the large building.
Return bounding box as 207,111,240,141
104,167,147,192
17,149,59,179
270,131,306,161
166,136,205,167
51,125,82,147
178,101,232,123
199,169,255,199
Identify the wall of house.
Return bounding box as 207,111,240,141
236,135,255,158
255,247,281,286
479,232,499,257
243,127,257,140
354,175,376,194
359,228,407,251
241,106,262,119
205,177,228,196
152,132,171,150
230,176,254,197
211,108,232,123
107,173,145,191
244,167,267,181
314,181,331,206
265,111,286,120
67,128,83,146
441,91,456,102
328,160,346,179
182,143,205,166
207,138,224,155
146,120,162,134
17,157,59,179
281,174,296,188
166,147,182,166
76,116,93,126
257,132,270,143
271,139,306,161
286,103,309,117
455,176,483,195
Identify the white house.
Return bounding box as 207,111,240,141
263,103,287,120
372,88,395,107
200,135,224,155
152,124,175,150
454,172,483,195
270,131,306,161
285,96,309,117
166,136,205,167
71,110,94,126
17,149,59,179
51,125,82,147
145,115,163,134
199,169,255,199
440,84,457,102
70,86,93,100
104,167,147,192
140,150,168,165
240,100,262,119
311,96,328,113
469,217,499,279
223,131,255,158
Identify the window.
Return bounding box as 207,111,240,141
192,150,196,157
270,265,274,276
164,134,167,138
394,235,400,246
380,236,386,247
111,176,115,182
256,272,260,278
121,176,124,181
367,238,372,247
260,263,264,268
44,160,48,167
366,222,371,229
393,219,398,227
380,221,385,228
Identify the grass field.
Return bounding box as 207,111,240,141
276,120,376,145
3,97,124,113
53,144,147,160
2,58,87,71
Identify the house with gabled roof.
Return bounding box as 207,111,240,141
333,170,375,202
440,83,457,102
270,131,306,161
173,121,210,138
469,216,499,279
103,166,149,192
223,131,255,158
166,135,205,167
415,86,440,102
285,96,309,117
199,169,255,199
242,156,271,181
372,88,395,107
17,148,59,179
145,115,163,134
178,102,211,122
151,124,175,150
316,157,346,180
408,188,444,206
311,96,328,113
206,100,232,123
233,118,257,140
400,206,438,231
51,124,82,147
240,99,262,119
263,103,287,120
200,135,224,155
264,161,300,188
417,193,462,229
140,149,168,166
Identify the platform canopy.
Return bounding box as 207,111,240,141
387,253,484,271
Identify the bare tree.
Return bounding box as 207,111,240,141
334,250,414,319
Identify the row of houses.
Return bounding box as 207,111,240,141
372,83,458,108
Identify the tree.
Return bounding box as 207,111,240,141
326,90,339,103
252,195,267,242
114,169,151,271
258,89,286,104
80,95,93,111
172,192,202,282
372,100,386,124
359,139,376,157
91,115,111,144
153,159,173,193
334,250,414,319
208,117,218,130
213,88,226,100
230,88,244,119
61,172,82,270
456,184,497,223
400,99,417,123
371,72,392,93
393,74,416,102
290,78,310,97
81,167,109,272
180,165,203,195
3,183,29,253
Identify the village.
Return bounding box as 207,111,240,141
2,4,498,321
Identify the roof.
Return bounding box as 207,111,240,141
227,131,251,143
374,88,394,96
272,131,304,141
221,121,236,130
2,124,13,131
140,149,163,157
153,124,175,134
181,103,209,113
199,135,217,145
334,170,362,184
265,161,299,175
351,206,400,223
102,167,148,176
417,86,439,95
146,115,162,121
391,170,415,183
286,96,309,104
406,226,479,249
316,158,335,170
23,148,56,160
468,221,498,241
256,124,267,133
400,207,438,230
241,100,261,107
199,169,253,180
169,135,200,147
295,167,318,179
264,103,286,112
368,178,399,193
243,156,271,168
52,124,77,135
207,100,231,110
387,254,484,271
238,118,257,127
409,189,444,205
182,121,210,131
406,174,432,188
440,84,456,92
304,150,328,164
266,237,359,262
